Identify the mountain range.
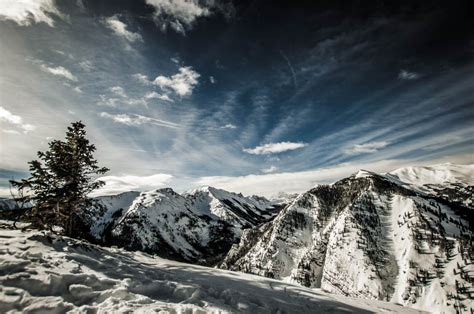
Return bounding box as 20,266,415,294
1,163,472,312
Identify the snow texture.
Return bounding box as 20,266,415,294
0,222,419,313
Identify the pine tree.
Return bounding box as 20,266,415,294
10,121,109,237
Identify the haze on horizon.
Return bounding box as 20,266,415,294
0,0,473,197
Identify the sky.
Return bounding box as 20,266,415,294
0,0,473,197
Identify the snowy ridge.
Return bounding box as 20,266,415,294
387,164,474,208
90,191,140,239
388,163,474,187
0,223,422,313
88,187,279,265
221,165,473,313
185,186,278,232
269,191,300,206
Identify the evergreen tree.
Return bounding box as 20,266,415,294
10,121,109,237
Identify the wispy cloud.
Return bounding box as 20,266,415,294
220,123,236,129
78,60,94,72
104,15,143,43
153,66,200,97
243,141,307,155
99,112,179,129
92,173,173,196
344,141,390,155
110,86,127,98
144,91,173,102
279,50,297,88
133,73,151,85
41,64,77,81
398,69,420,80
261,165,278,173
145,0,213,34
0,106,36,134
0,0,63,27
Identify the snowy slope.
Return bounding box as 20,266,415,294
185,186,279,232
221,167,474,313
388,164,474,187
0,222,421,313
100,187,278,265
90,191,140,239
269,191,300,206
387,164,474,208
108,188,235,265
77,187,279,265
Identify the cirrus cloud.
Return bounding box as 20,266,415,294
40,64,77,81
99,112,179,129
344,141,390,155
243,141,307,155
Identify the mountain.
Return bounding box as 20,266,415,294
184,186,280,233
0,223,420,313
0,198,31,211
88,187,280,265
270,191,300,206
386,163,473,209
219,164,473,313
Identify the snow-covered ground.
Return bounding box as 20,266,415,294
0,221,420,313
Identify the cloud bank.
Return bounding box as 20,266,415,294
92,173,173,196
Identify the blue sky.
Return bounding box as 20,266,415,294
0,0,473,197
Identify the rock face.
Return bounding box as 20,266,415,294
87,187,279,265
219,164,473,313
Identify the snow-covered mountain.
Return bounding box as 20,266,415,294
184,186,280,233
387,163,473,209
270,191,300,206
0,222,421,313
87,187,280,265
220,164,473,313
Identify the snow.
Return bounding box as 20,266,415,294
0,222,419,313
90,191,140,239
222,167,474,313
387,163,474,188
185,186,277,229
